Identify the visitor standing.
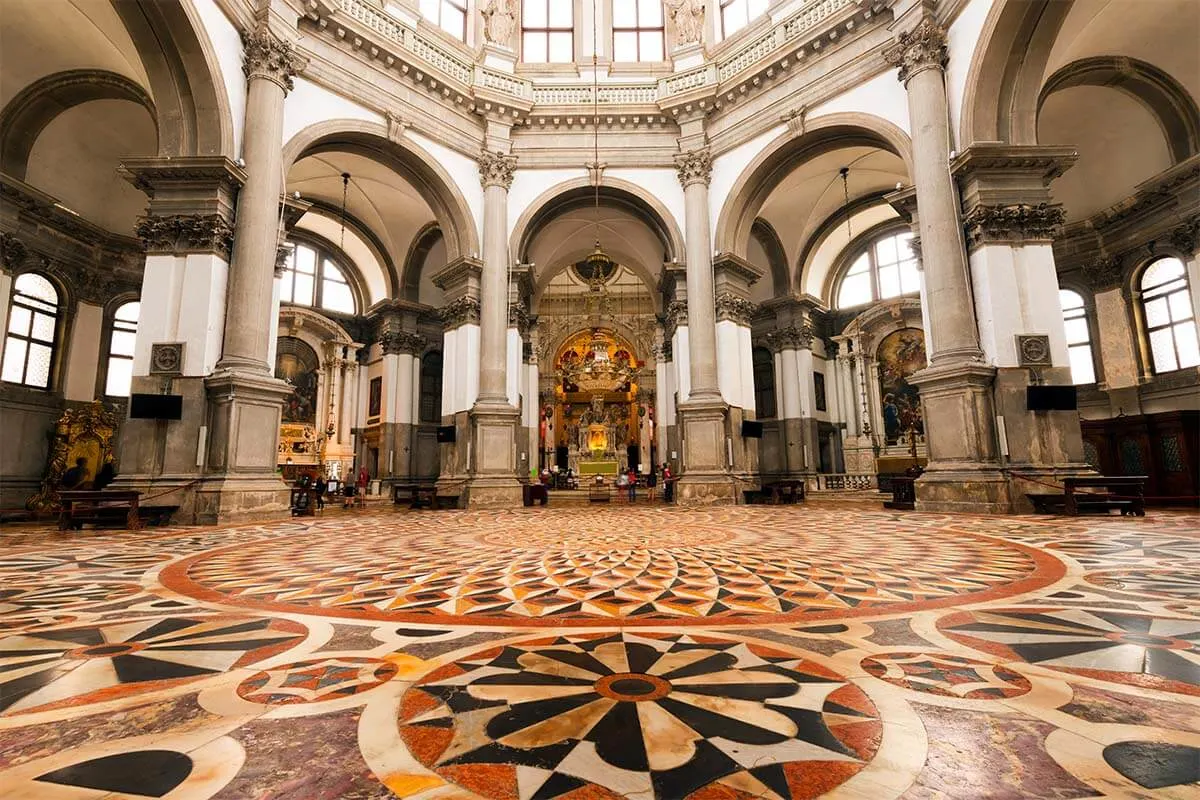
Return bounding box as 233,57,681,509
626,468,637,503
314,475,327,511
355,466,369,508
662,462,673,503
646,465,657,502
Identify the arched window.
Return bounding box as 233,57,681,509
522,0,573,62
721,0,768,37
2,273,59,389
1059,290,1096,385
613,0,664,62
280,241,357,315
419,0,467,40
835,230,920,309
105,301,139,397
419,351,443,423
752,346,776,419
1140,256,1199,373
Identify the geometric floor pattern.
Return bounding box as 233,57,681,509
0,503,1197,799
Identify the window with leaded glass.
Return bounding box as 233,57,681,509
613,0,664,61
1059,289,1096,385
1140,256,1200,373
279,241,358,315
522,0,573,62
720,0,768,37
105,301,139,397
419,0,467,40
2,273,59,389
835,231,920,309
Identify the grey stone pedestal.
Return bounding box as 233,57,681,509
463,401,522,507
676,397,738,505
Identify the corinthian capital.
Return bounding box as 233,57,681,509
883,17,948,84
478,150,517,189
241,28,307,93
674,148,712,188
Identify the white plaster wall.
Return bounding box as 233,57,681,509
796,348,816,417
267,274,282,369
506,326,522,407
134,254,228,377
507,168,583,244
441,327,458,417
382,353,400,423
716,319,742,407
407,131,485,253
0,272,11,340
463,324,480,410
945,0,993,151
738,325,755,415
64,302,102,401
282,78,384,148
710,124,786,249
672,325,691,402
808,72,911,136
441,324,481,414
604,168,687,252
191,0,246,158
969,243,1069,368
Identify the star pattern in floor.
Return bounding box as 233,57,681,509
0,503,1197,799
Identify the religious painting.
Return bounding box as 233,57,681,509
274,337,319,425
368,376,383,420
814,372,827,412
876,328,926,446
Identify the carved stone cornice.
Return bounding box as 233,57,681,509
715,293,758,326
1081,255,1126,292
674,148,712,188
1170,219,1200,254
883,17,948,84
652,340,673,362
665,299,689,325
962,203,1066,248
241,28,307,93
439,296,481,330
1,232,27,273
118,157,246,221
478,150,517,189
379,330,426,356
135,214,235,260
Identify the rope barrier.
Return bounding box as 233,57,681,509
138,479,202,503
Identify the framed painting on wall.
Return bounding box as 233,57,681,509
368,376,382,420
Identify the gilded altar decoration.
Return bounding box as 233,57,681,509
27,402,118,511
877,328,926,446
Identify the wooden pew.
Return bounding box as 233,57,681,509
58,490,142,530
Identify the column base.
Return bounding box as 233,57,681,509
1005,464,1097,514
677,395,737,506
464,400,521,508
192,475,290,524
914,467,1012,514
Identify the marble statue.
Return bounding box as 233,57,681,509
665,0,704,46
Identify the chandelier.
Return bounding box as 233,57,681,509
558,330,638,394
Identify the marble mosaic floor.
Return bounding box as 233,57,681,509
0,504,1197,799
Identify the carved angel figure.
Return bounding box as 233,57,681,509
481,0,517,47
665,0,704,46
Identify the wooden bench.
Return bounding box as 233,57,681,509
522,484,549,506
762,480,805,505
392,483,439,509
58,490,142,530
883,476,917,510
1030,475,1147,516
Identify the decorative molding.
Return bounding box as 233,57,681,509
135,214,235,260
380,330,426,355
1016,335,1052,368
1,232,27,272
149,343,185,375
674,148,712,188
963,203,1066,247
1081,255,1125,292
780,105,808,135
883,17,947,84
1,231,139,304
478,150,517,189
665,0,704,46
508,302,529,335
241,28,308,93
715,293,758,326
766,324,813,352
1170,219,1200,254
480,0,517,47
439,296,481,329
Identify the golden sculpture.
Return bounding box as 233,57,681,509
27,401,118,511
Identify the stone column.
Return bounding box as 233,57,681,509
194,27,307,522
884,17,1007,513
770,329,804,476
673,148,736,503
465,149,521,505
432,258,482,498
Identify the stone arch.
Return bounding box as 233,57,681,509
281,119,480,263
1039,56,1199,162
795,191,896,299
110,0,235,157
529,244,662,315
296,200,401,301
0,70,156,178
401,223,445,302
713,113,914,259
510,177,686,267
749,218,789,298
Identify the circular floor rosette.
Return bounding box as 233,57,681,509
860,651,1033,700
398,631,881,800
162,508,1062,626
236,656,400,707
1086,567,1200,600
938,608,1200,696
